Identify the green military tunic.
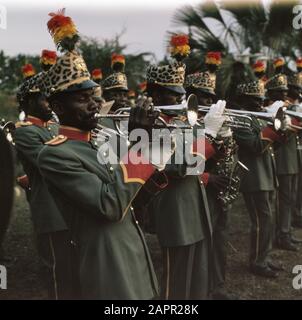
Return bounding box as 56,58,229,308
150,120,213,247
288,104,302,225
233,116,281,267
147,119,216,299
233,117,278,193
38,126,158,300
14,117,67,233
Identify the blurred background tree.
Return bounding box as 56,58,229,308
172,0,301,98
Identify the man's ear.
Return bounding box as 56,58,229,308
50,98,64,116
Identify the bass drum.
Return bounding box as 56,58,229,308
0,127,14,253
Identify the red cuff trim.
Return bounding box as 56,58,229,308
17,175,29,189
261,126,283,143
291,117,301,127
191,138,216,160
120,151,155,184
200,172,210,186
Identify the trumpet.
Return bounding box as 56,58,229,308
284,110,302,130
94,94,200,134
198,105,284,131
0,119,15,145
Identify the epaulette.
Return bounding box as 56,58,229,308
15,121,33,128
44,134,68,146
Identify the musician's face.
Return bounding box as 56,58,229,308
268,89,288,102
243,95,264,112
103,89,129,112
51,88,99,131
151,88,183,106
195,91,215,107
28,93,53,122
288,86,302,102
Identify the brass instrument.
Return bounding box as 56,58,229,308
217,160,249,207
198,105,284,131
0,119,16,145
94,94,199,134
284,109,302,130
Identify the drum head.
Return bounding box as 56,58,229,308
0,129,14,248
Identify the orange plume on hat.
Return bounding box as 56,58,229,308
91,68,103,80
252,60,266,73
40,50,57,66
138,81,147,92
21,64,36,79
111,53,125,67
170,34,190,59
273,57,285,69
296,57,302,69
47,8,78,50
205,52,222,66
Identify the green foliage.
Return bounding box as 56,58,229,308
0,92,18,122
79,35,155,90
0,33,154,96
0,51,40,93
172,0,302,98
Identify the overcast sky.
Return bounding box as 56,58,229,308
0,0,206,61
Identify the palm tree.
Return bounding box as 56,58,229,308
172,0,301,98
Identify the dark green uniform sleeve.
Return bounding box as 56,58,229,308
38,146,155,222
15,127,44,168
233,117,274,155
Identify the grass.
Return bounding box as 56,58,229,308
1,189,302,300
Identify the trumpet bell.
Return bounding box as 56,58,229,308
186,94,199,127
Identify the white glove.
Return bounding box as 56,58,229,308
141,133,176,171
217,123,233,138
296,104,302,113
265,100,284,114
204,100,227,138
281,115,292,131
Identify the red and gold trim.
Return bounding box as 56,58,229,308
40,50,57,66
120,151,155,185
59,125,91,142
91,68,103,80
26,116,48,128
22,64,36,78
205,52,222,66
170,34,190,58
111,53,125,67
260,126,284,143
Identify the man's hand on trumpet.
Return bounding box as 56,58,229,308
128,96,159,136
128,95,175,172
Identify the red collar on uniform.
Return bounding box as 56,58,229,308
160,114,174,124
59,125,91,142
26,116,48,127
